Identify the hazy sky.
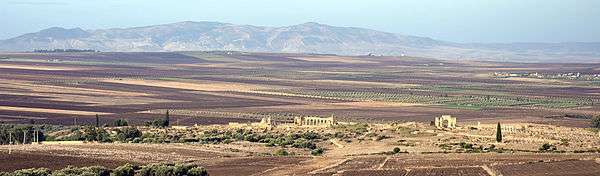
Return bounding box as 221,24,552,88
1,0,599,43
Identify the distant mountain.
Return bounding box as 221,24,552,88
1,21,599,62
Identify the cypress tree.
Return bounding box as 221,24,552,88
165,110,170,127
95,114,100,128
496,122,502,142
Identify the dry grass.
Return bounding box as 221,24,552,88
503,77,570,84
103,79,269,92
0,79,150,97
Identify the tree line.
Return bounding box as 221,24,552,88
0,163,207,176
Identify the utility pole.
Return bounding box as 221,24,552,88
23,131,27,144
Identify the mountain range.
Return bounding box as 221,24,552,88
1,21,599,62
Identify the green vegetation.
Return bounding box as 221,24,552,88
592,115,600,129
82,126,112,142
198,129,323,150
115,127,142,142
496,123,502,142
539,143,557,152
438,142,502,153
95,114,100,128
0,163,207,176
145,110,170,128
0,168,50,176
311,148,324,156
113,119,129,127
333,123,368,135
392,147,401,154
273,87,590,110
0,125,45,144
273,148,289,156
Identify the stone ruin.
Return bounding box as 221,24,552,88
294,115,336,127
228,115,338,130
229,117,274,130
434,115,457,129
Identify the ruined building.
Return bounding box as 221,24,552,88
294,115,336,127
434,115,457,129
229,117,274,130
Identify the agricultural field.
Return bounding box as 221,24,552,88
0,51,598,127
0,51,599,175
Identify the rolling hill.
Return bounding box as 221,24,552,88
1,21,598,62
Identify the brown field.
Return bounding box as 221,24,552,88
1,52,598,126
2,143,598,176
1,51,599,175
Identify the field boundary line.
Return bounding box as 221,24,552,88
377,156,390,169
310,158,350,174
481,165,497,176
252,163,296,176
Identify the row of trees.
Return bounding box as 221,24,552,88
93,110,170,128
0,125,45,144
59,126,142,143
33,49,98,53
0,163,207,176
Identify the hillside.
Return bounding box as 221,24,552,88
1,21,599,62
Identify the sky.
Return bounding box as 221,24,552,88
1,0,599,43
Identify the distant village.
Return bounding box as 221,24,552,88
492,71,600,80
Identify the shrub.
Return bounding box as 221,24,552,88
291,139,316,149
146,118,169,128
539,143,557,151
116,127,142,142
136,163,206,176
301,131,319,140
311,148,324,156
273,149,289,156
110,164,134,176
51,166,109,176
392,147,401,154
592,115,600,129
1,163,206,176
12,168,51,176
187,167,208,176
113,119,128,127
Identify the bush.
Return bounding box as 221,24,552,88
311,148,324,156
11,168,51,176
273,149,289,156
110,164,135,176
592,115,600,129
116,127,142,142
539,143,557,151
392,147,401,154
1,163,207,176
187,167,208,176
80,126,112,142
291,139,316,149
51,166,109,176
136,163,206,176
113,119,128,127
146,118,169,128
